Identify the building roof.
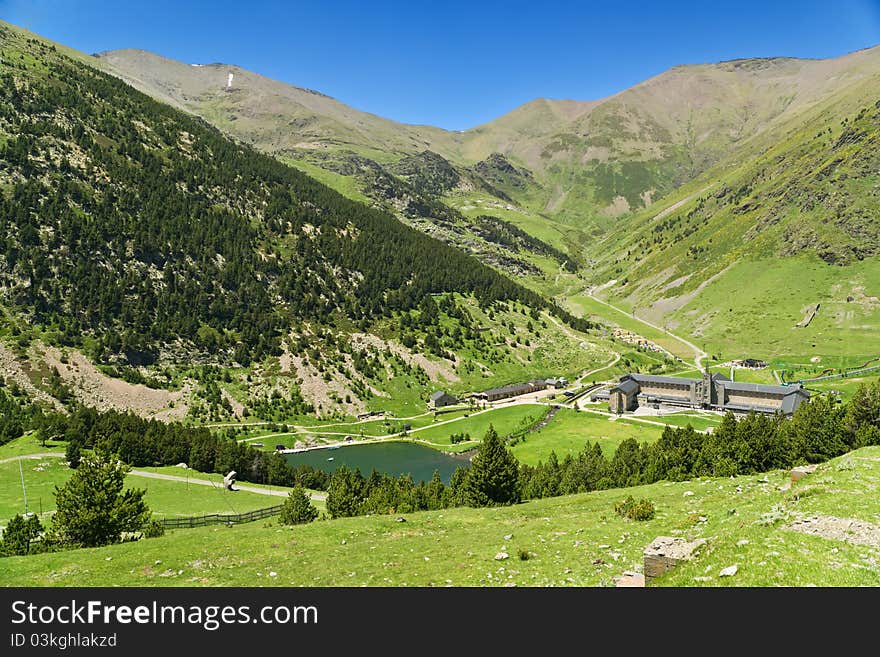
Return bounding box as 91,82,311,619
721,382,805,396
711,373,730,382
481,382,540,397
429,391,454,402
629,374,695,386
722,403,783,414
612,379,640,395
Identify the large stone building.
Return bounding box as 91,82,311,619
607,370,809,416
474,380,546,403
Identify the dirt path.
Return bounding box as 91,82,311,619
127,470,327,501
585,288,707,370
0,453,64,465
650,183,716,224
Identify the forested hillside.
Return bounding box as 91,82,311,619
0,26,584,371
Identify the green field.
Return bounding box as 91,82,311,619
0,456,298,525
5,447,879,587
510,409,664,464
565,294,698,364
0,434,66,460
648,257,880,361
412,404,547,446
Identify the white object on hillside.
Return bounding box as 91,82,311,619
227,72,234,88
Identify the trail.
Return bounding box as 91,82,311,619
0,453,64,465
585,287,707,370
127,470,327,501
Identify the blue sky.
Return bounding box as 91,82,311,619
2,0,879,130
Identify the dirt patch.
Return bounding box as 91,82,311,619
600,195,631,217
351,333,460,383
286,354,366,418
785,513,880,548
39,344,190,420
221,389,245,419
0,342,63,409
639,264,733,326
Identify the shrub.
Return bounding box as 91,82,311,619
142,519,165,538
614,496,655,521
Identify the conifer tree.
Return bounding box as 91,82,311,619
279,486,318,525
462,425,520,506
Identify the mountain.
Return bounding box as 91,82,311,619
98,45,880,227
0,22,607,422
581,62,880,360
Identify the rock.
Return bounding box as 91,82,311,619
614,572,645,588
105,557,112,561
599,544,611,549
269,571,277,578
503,534,513,540
592,558,605,565
683,490,694,497
341,539,346,545
790,464,818,483
719,564,738,577
643,536,707,583
494,552,509,561
395,517,406,523
736,539,749,547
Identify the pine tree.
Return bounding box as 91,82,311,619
326,466,365,518
279,486,318,525
462,425,520,506
0,513,43,556
49,454,150,547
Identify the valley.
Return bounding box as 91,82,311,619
2,16,880,590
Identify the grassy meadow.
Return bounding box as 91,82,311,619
5,447,880,587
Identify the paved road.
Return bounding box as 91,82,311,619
127,470,327,501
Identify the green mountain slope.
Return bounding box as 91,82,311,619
97,43,880,228
0,23,607,421
584,69,880,361
6,446,880,586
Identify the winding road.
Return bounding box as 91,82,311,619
584,287,707,370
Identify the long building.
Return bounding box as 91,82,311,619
607,370,809,416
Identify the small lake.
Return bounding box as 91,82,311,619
284,441,471,484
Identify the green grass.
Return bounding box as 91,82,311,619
0,433,66,460
6,447,880,586
509,408,664,464
412,404,547,446
566,294,697,364
658,257,880,361
0,456,300,525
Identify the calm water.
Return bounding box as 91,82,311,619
284,441,471,483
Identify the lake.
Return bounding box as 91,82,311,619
284,441,471,483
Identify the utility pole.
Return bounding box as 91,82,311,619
19,456,28,514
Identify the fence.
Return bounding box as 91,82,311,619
158,504,283,529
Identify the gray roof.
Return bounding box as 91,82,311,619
612,379,640,395
481,381,541,397
780,393,809,415
629,374,695,386
711,373,730,382
722,403,783,414
721,382,806,396
430,391,452,401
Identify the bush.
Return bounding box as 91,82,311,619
614,496,655,521
142,519,165,538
